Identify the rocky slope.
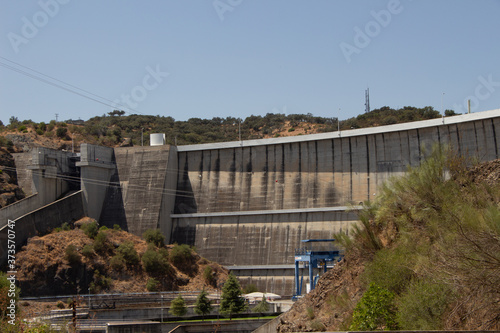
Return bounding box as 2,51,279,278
15,217,228,297
277,158,500,332
0,147,25,208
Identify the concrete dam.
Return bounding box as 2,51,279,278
1,109,499,295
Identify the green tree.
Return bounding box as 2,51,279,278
349,283,398,331
252,296,270,315
194,288,212,320
169,295,188,317
220,273,246,320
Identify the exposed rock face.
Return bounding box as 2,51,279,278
0,147,25,208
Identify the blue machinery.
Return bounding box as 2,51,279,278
294,239,343,298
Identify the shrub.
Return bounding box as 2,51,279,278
117,241,140,266
99,226,109,231
113,224,122,231
110,253,126,272
170,244,193,267
203,266,215,286
81,220,99,239
82,244,94,258
362,247,415,294
89,270,112,293
306,307,315,320
397,279,452,330
93,231,112,254
39,122,46,131
310,319,326,332
36,129,44,135
349,283,398,331
142,229,165,247
61,222,71,231
56,301,65,309
56,127,67,138
17,125,26,132
142,246,170,275
64,244,81,265
146,278,159,292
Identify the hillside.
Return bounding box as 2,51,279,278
0,147,25,208
15,217,229,297
277,152,500,331
0,106,446,152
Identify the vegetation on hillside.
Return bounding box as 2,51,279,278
278,148,500,331
14,219,228,297
0,106,450,150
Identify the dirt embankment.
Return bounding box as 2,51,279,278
277,249,367,332
16,218,229,297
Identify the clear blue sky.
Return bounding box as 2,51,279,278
1,0,499,125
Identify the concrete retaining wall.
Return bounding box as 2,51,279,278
0,191,84,267
0,193,39,229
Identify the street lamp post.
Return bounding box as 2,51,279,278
161,295,163,322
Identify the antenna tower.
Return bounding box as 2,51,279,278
365,88,370,113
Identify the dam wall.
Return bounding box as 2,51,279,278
98,145,178,240
172,110,500,275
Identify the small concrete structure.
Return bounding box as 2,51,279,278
150,133,166,146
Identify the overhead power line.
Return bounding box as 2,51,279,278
0,56,141,116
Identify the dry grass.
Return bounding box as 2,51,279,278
16,219,229,297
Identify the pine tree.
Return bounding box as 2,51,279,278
194,288,212,320
169,295,187,317
220,273,246,320
252,295,270,315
